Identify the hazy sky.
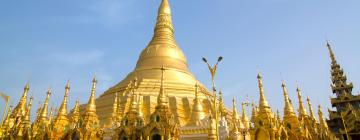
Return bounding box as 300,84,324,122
0,0,359,121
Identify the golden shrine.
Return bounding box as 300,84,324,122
0,0,358,139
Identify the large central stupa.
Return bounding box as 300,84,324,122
94,0,212,127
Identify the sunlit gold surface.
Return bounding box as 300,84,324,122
0,0,348,139
93,0,212,127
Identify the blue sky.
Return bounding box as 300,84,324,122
0,0,360,121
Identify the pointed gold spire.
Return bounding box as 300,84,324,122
188,83,205,126
218,91,226,116
281,81,296,117
251,102,258,122
157,66,168,106
48,106,54,124
86,75,97,113
24,95,33,124
326,41,337,64
231,97,242,132
112,92,118,120
12,82,30,117
14,95,33,138
307,96,317,122
39,88,52,121
241,102,250,129
57,80,70,119
296,85,308,119
276,109,281,122
70,100,80,126
232,98,240,121
318,105,329,129
2,106,13,131
257,73,270,108
149,0,175,46
129,86,138,113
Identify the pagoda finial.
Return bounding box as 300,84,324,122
129,86,139,113
2,106,13,130
12,82,30,117
232,98,240,121
148,0,176,48
276,109,281,122
296,84,308,118
70,100,80,125
219,91,226,116
57,80,70,118
257,73,270,108
86,75,97,113
112,92,118,120
157,66,168,106
318,105,329,129
326,41,337,64
25,95,33,121
281,81,296,117
48,106,54,124
155,0,173,33
22,95,33,129
251,102,258,122
40,88,52,121
306,96,317,122
188,83,205,126
241,102,250,129
232,97,242,131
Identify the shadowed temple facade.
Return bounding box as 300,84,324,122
0,0,359,140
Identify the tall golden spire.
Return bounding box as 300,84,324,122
232,98,240,122
251,102,258,122
242,102,250,129
81,76,100,132
232,98,241,131
281,81,296,117
69,100,80,126
112,92,118,121
306,97,317,122
257,73,270,109
296,85,308,118
12,82,30,116
52,81,71,139
129,86,138,113
2,106,13,131
14,95,33,138
276,109,281,122
136,0,189,72
188,83,205,126
219,91,226,116
318,105,329,129
86,76,97,113
157,66,168,106
57,80,70,119
24,95,33,125
39,88,52,121
149,0,175,46
48,106,54,124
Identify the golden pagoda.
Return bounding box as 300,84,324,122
0,0,348,140
92,0,213,129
